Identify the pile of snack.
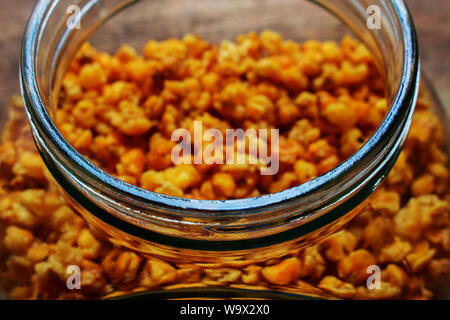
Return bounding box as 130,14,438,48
0,31,448,299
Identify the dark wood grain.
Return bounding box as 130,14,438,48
0,0,448,116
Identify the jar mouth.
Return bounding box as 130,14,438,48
109,286,321,300
20,0,419,225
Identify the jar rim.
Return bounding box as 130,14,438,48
20,0,420,249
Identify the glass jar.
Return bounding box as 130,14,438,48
16,0,445,299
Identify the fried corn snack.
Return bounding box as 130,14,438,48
0,31,449,299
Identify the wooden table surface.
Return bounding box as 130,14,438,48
0,0,448,116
